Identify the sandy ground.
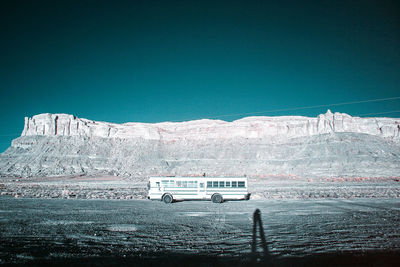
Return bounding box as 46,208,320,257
1,197,400,266
0,176,148,200
1,176,400,265
1,175,400,200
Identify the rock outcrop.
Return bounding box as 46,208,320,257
21,110,400,141
1,111,399,178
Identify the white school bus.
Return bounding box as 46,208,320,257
147,176,250,204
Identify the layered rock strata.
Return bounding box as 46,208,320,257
22,110,400,141
1,111,399,178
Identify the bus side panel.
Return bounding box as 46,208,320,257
148,177,249,201
162,187,203,200
205,188,248,200
148,190,163,200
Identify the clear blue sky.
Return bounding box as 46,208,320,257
1,0,400,152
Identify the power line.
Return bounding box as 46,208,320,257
171,96,400,122
357,110,400,117
213,96,400,119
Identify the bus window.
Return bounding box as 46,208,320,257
183,181,188,187
238,181,245,188
213,181,218,188
207,181,212,188
188,181,197,188
232,181,237,187
219,181,225,187
176,181,183,187
162,180,173,187
200,182,204,188
226,181,230,187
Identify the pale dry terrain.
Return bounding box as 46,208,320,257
1,197,400,266
1,175,400,200
2,112,400,179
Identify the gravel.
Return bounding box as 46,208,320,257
1,175,400,200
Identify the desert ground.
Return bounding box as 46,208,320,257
1,175,400,200
1,196,400,266
1,176,400,266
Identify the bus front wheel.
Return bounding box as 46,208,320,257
211,193,223,203
162,193,173,204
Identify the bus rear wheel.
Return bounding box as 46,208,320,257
162,193,173,204
211,193,223,203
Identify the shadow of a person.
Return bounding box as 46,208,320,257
251,209,272,265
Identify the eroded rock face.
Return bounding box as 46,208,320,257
21,110,400,141
1,111,400,178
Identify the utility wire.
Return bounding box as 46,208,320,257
171,96,400,122
357,110,400,117
0,96,399,133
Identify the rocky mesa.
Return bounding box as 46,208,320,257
21,110,400,140
1,110,399,178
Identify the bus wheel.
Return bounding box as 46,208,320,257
211,193,223,203
162,193,173,204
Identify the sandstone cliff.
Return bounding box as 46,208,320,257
1,111,399,178
21,110,400,141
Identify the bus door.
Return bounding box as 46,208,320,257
198,181,206,199
156,181,161,192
